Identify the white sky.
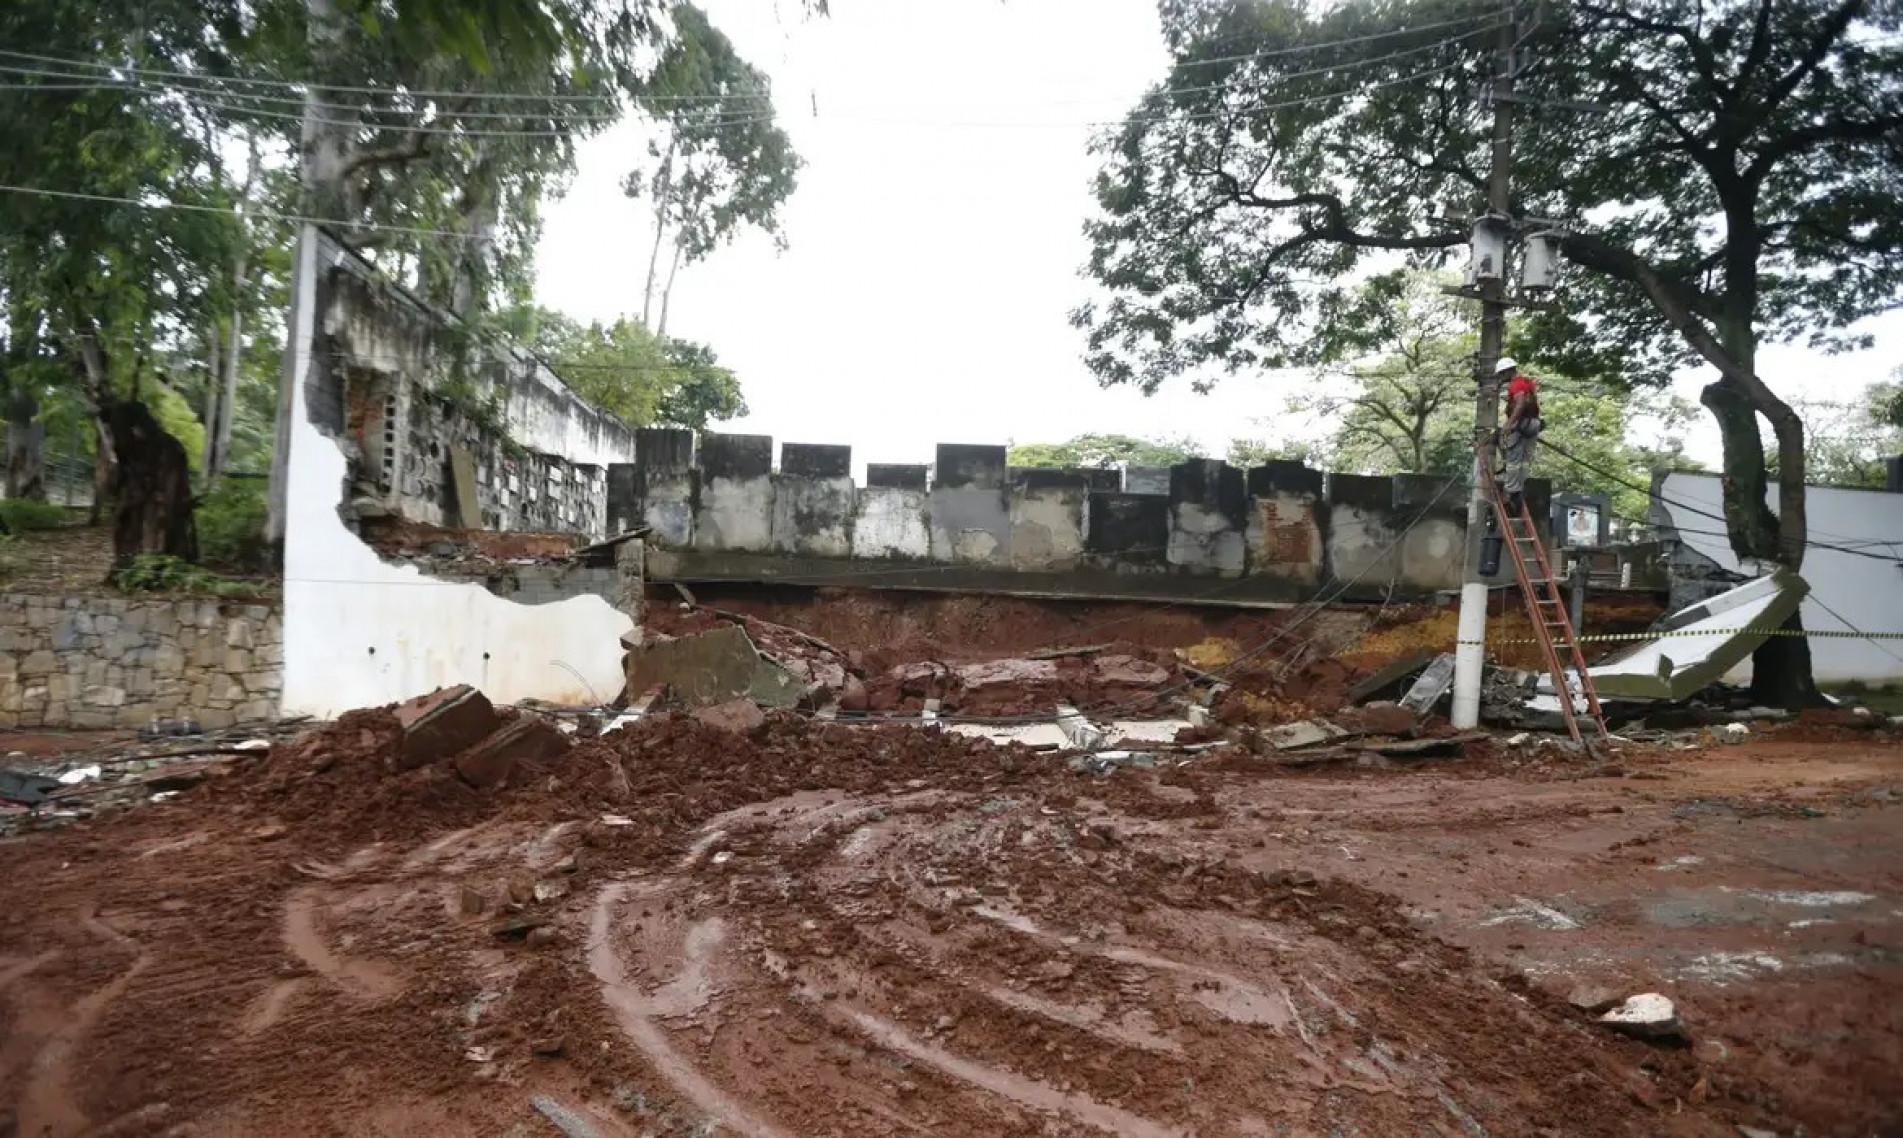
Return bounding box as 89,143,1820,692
534,0,1903,476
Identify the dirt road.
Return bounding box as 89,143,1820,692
1,716,1898,1136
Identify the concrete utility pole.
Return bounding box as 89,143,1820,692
1450,0,1520,730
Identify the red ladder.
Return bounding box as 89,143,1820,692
1480,462,1612,752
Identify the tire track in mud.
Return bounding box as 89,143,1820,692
12,909,149,1138
576,786,1685,1137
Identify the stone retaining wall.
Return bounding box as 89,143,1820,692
0,594,283,730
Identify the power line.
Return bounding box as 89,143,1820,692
1167,9,1498,71
0,52,1484,134
0,15,1498,105
1540,437,1903,564
0,181,506,241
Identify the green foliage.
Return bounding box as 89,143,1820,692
1226,276,1702,519
0,499,73,532
514,308,746,429
1777,382,1903,488
196,479,271,571
633,4,804,262
112,553,264,598
1008,434,1201,469
149,386,206,471
1077,0,1903,394
1228,438,1322,467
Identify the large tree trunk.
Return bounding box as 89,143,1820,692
642,135,677,328
4,385,45,501
89,417,117,527
103,399,198,570
1704,308,1821,709
657,232,686,337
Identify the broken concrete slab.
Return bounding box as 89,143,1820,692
395,685,499,770
1350,649,1438,705
1599,992,1689,1044
1091,654,1172,686
621,624,807,709
1263,719,1352,751
1584,570,1809,701
1358,732,1485,758
1056,705,1109,750
1338,702,1418,737
1567,984,1623,1014
454,716,569,789
1399,654,1457,714
694,698,767,734
958,658,1060,689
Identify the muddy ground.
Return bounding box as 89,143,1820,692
2,714,1898,1137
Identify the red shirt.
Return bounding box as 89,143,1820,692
1507,374,1536,400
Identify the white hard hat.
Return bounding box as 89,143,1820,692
1495,356,1518,373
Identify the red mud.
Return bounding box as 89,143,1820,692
2,712,1900,1137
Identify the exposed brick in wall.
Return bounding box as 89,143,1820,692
0,595,282,730
318,243,636,540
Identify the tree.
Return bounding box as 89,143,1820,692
1286,273,1478,474
1007,433,1201,469
512,307,747,430
0,0,241,564
1077,0,1903,706
629,3,803,333
1783,381,1903,487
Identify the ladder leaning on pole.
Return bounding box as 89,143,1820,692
1480,460,1612,752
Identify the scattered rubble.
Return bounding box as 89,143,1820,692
1598,993,1690,1044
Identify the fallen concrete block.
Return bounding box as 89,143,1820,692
455,716,569,789
694,698,767,734
1349,649,1438,705
959,658,1060,689
621,624,807,708
1399,654,1457,714
1341,702,1417,737
1091,654,1171,686
1263,719,1351,751
1566,983,1622,1013
395,685,499,770
1599,992,1688,1043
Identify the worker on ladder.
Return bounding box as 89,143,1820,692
1493,357,1542,515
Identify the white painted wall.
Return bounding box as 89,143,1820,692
282,230,633,717
854,488,931,559
1658,471,1903,685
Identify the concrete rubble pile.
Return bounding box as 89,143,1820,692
390,684,571,789
618,605,1180,720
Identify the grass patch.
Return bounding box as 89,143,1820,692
113,553,267,599
0,499,75,532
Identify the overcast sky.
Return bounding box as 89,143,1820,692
534,0,1903,476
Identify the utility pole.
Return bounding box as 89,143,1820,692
1450,0,1520,729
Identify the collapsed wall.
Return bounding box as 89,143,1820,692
612,433,1553,605
278,228,639,718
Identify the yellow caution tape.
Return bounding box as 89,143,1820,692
1457,626,1903,647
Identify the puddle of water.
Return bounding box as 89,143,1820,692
1187,981,1293,1028
588,883,791,1138
1655,856,1704,872
282,891,400,1000
647,917,725,1019
1745,890,1876,908
1679,951,1784,985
